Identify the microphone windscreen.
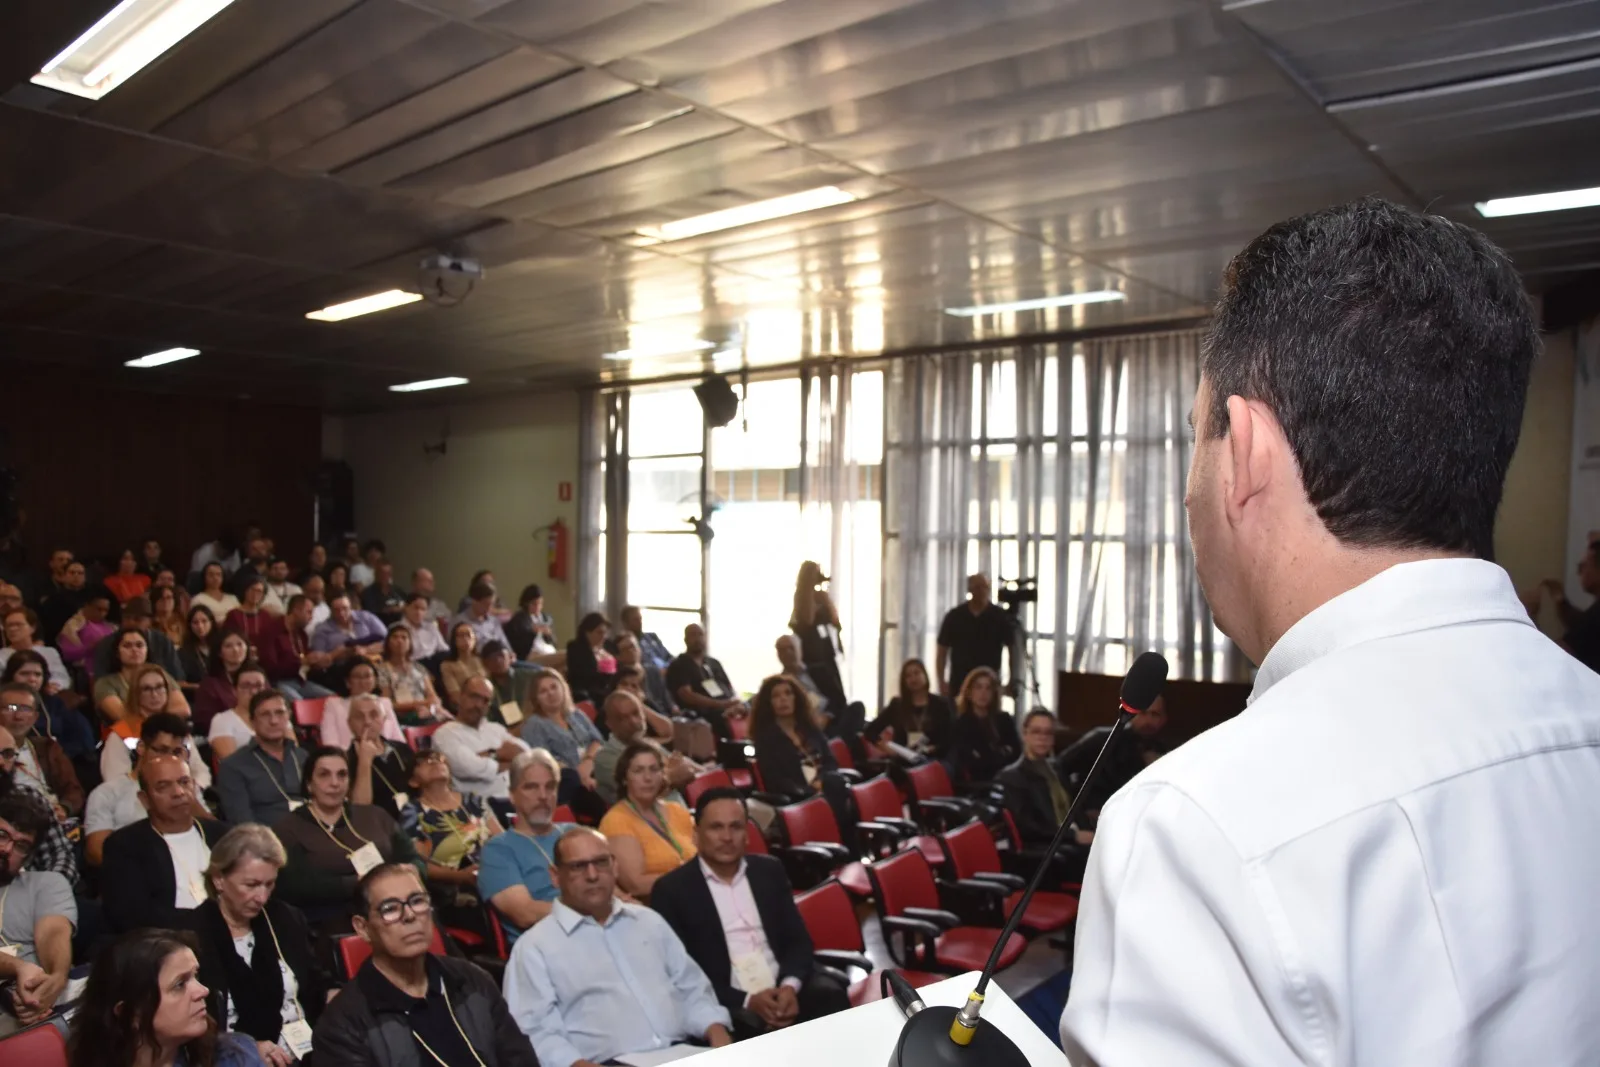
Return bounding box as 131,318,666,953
1121,651,1169,711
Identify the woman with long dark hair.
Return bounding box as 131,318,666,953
190,563,240,630
438,621,484,710
193,629,250,734
564,611,616,704
68,928,266,1067
223,575,272,650
748,673,853,832
864,657,957,764
179,605,218,696
949,665,1020,783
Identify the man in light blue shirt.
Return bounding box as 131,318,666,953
504,826,733,1067
309,593,386,656
454,581,510,652
479,749,570,943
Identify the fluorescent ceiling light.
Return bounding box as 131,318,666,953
33,0,239,100
1476,185,1600,218
944,290,1126,317
125,346,199,368
603,339,716,361
305,289,423,323
638,186,858,242
388,377,468,393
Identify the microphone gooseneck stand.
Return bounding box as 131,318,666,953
885,651,1170,1067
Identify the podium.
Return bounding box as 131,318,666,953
685,971,1068,1066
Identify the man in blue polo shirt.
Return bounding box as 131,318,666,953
478,748,571,942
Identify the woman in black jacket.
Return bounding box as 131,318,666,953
864,658,957,765
750,673,854,833
950,666,1020,784
187,823,332,1067
789,561,849,712
564,611,617,705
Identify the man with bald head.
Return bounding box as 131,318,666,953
433,675,528,800
409,568,452,624
935,573,1013,698
592,691,697,807
505,826,731,1067
101,752,229,933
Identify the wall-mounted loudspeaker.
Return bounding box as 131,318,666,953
693,375,740,428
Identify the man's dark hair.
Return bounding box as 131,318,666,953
362,539,386,556
285,594,309,613
249,687,287,718
0,789,51,841
1021,708,1058,732
468,581,494,601
1202,197,1538,559
140,712,191,745
121,596,152,623
301,744,348,799
480,639,508,659
405,592,429,606
0,680,38,708
355,861,424,913
693,785,748,824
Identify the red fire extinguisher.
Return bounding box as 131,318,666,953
546,519,569,582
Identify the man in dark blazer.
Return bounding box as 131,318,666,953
101,752,229,934
651,787,849,1031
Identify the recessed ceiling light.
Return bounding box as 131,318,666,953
125,347,199,368
1475,185,1600,218
388,377,468,393
603,339,716,361
637,186,858,243
33,0,240,101
305,290,423,323
944,290,1126,317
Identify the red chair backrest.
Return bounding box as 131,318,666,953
871,849,941,916
727,713,749,741
794,879,866,952
485,902,511,961
576,700,597,722
828,737,854,770
552,805,575,824
905,760,955,801
685,769,733,809
404,723,442,750
338,927,447,978
850,775,903,822
0,1021,66,1067
750,759,767,792
745,819,768,855
999,809,1023,851
779,795,843,847
941,820,1002,880
293,698,326,726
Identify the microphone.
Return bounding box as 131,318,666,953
885,651,1170,1067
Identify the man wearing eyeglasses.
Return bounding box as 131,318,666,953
504,826,733,1067
0,681,82,820
83,712,201,866
313,863,539,1066
0,791,75,1037
97,671,215,795
0,747,76,888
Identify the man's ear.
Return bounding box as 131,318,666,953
352,913,371,944
1222,394,1276,525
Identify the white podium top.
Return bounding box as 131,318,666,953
682,972,1068,1067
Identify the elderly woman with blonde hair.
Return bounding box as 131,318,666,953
184,824,334,1067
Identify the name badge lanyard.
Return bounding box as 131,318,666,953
313,808,376,856
411,983,489,1067
261,912,309,1024
626,800,687,858
253,750,302,809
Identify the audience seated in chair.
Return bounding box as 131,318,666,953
619,605,674,672
272,746,425,940
565,612,617,705
517,669,605,818
375,621,442,725
667,623,747,739
257,595,336,703
407,568,453,626
104,548,152,606
433,676,528,801
191,562,242,628
400,748,503,925
224,575,275,652
37,558,88,648
217,690,308,827
481,639,533,710
193,628,251,734
100,663,201,788
0,791,75,1037
996,709,1096,852
186,823,332,1067
1055,693,1169,826
179,605,217,694
949,666,1019,784
614,632,678,718
101,753,229,935
0,679,83,820
0,607,72,696
477,748,570,942
506,583,558,661
346,539,383,593
91,594,185,682
503,826,732,1065
299,574,331,638
397,592,448,666
149,584,187,650
749,673,855,834
592,690,696,808
84,712,190,865
360,561,407,627
651,787,851,1034
0,748,78,887
865,657,957,765
319,660,402,750
260,557,301,617
343,693,415,821
438,621,486,710
454,581,511,653
207,664,267,763
56,587,116,671
598,740,697,900
1,653,95,779
313,863,539,1067
95,631,189,740
309,593,385,673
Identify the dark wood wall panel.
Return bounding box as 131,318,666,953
2,370,320,574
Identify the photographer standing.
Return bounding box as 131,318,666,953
934,574,1014,698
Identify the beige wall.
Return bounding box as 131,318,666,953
323,392,582,640
1497,330,1576,634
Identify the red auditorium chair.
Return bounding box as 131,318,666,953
903,760,989,833
338,926,448,979
794,879,942,1007
939,821,1077,936
684,768,733,808
772,796,872,895
823,738,863,784
995,808,1086,891
576,700,597,722
403,722,441,750
866,849,1026,976
745,818,769,856
292,697,327,745
850,774,942,866
0,1021,66,1067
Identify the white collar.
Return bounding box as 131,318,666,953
553,898,631,934
699,857,747,887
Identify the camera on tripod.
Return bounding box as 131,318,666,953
997,577,1037,616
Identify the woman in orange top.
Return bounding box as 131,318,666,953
104,549,152,605
598,739,696,899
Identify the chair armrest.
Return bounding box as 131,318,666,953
914,797,976,830
870,816,920,836
776,842,847,864
814,949,874,975
970,871,1025,891
772,844,845,892
749,792,791,808
835,767,863,785
855,820,905,860
938,878,1009,926
880,915,942,969
903,906,962,929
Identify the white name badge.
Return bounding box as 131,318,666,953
0,945,17,957
281,1019,315,1060
701,678,725,698
390,791,410,812
499,700,525,726
731,952,776,995
349,842,384,877
802,764,819,786
288,800,305,812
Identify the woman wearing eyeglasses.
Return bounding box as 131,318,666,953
399,748,502,926
272,746,426,941
95,628,188,734
186,824,333,1067
100,664,213,794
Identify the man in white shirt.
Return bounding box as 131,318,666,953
260,558,302,616
1060,198,1600,1065
301,575,331,638
400,593,448,664
100,753,228,934
433,676,527,800
83,713,199,866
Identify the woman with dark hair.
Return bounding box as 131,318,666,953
223,576,272,650
193,629,250,734
1,650,97,770
151,585,187,647
865,657,957,764
564,611,616,704
323,562,350,604
94,629,188,730
505,583,557,660
789,560,850,714
106,548,153,605
179,605,218,695
191,563,241,629
949,665,1020,783
301,543,327,585
749,673,854,832
598,739,697,899
272,746,425,937
438,620,484,709
67,928,266,1067
139,537,166,579
374,623,440,725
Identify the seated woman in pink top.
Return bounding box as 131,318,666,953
319,658,406,749
56,588,116,670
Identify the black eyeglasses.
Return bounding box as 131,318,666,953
372,892,432,924
0,703,36,714
559,855,614,874
0,826,35,859
0,748,16,761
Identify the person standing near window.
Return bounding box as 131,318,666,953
934,574,1014,699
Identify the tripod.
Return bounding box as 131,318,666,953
1004,600,1046,712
